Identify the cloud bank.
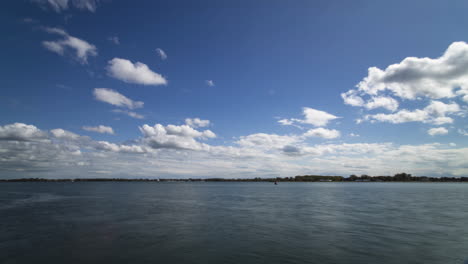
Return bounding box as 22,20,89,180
0,122,466,179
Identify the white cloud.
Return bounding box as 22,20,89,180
206,80,215,87
93,88,143,109
139,124,215,150
342,91,400,111
354,42,468,100
427,127,448,136
111,109,144,119
165,124,216,139
342,41,468,131
236,133,299,149
185,118,210,128
278,119,294,126
94,141,147,153
50,128,80,140
235,127,342,155
365,101,460,124
42,27,97,64
366,109,429,124
1,122,468,178
365,96,399,111
0,123,48,141
82,125,114,134
106,58,167,86
341,90,365,107
301,107,339,126
303,128,340,139
156,48,167,60
33,0,101,12
280,107,339,127
425,100,460,117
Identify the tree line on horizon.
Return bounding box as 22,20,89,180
1,173,468,182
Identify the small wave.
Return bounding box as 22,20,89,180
0,193,65,210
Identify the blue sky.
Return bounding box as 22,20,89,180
1,0,468,178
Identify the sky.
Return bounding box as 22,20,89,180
1,0,468,178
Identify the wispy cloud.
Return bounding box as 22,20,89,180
41,27,97,64
32,0,101,13
156,48,167,60
82,125,115,134
93,88,143,109
206,80,215,87
112,109,144,119
108,36,120,45
185,118,210,128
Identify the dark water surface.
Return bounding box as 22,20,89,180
1,182,467,264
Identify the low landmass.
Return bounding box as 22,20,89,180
1,173,467,182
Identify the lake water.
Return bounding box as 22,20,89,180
1,182,468,264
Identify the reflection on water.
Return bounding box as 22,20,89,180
1,182,467,264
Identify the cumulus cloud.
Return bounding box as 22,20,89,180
341,90,365,107
33,0,101,12
139,124,215,150
343,41,468,132
427,127,448,136
94,141,147,153
341,42,468,103
236,126,341,154
82,125,114,134
50,128,80,140
0,123,48,141
364,96,399,112
352,42,468,101
342,89,400,111
156,48,167,60
365,101,460,124
303,128,340,139
279,107,339,127
236,133,300,149
93,88,143,109
42,27,97,64
185,118,210,128
106,58,167,86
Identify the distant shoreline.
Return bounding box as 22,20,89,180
1,173,467,182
